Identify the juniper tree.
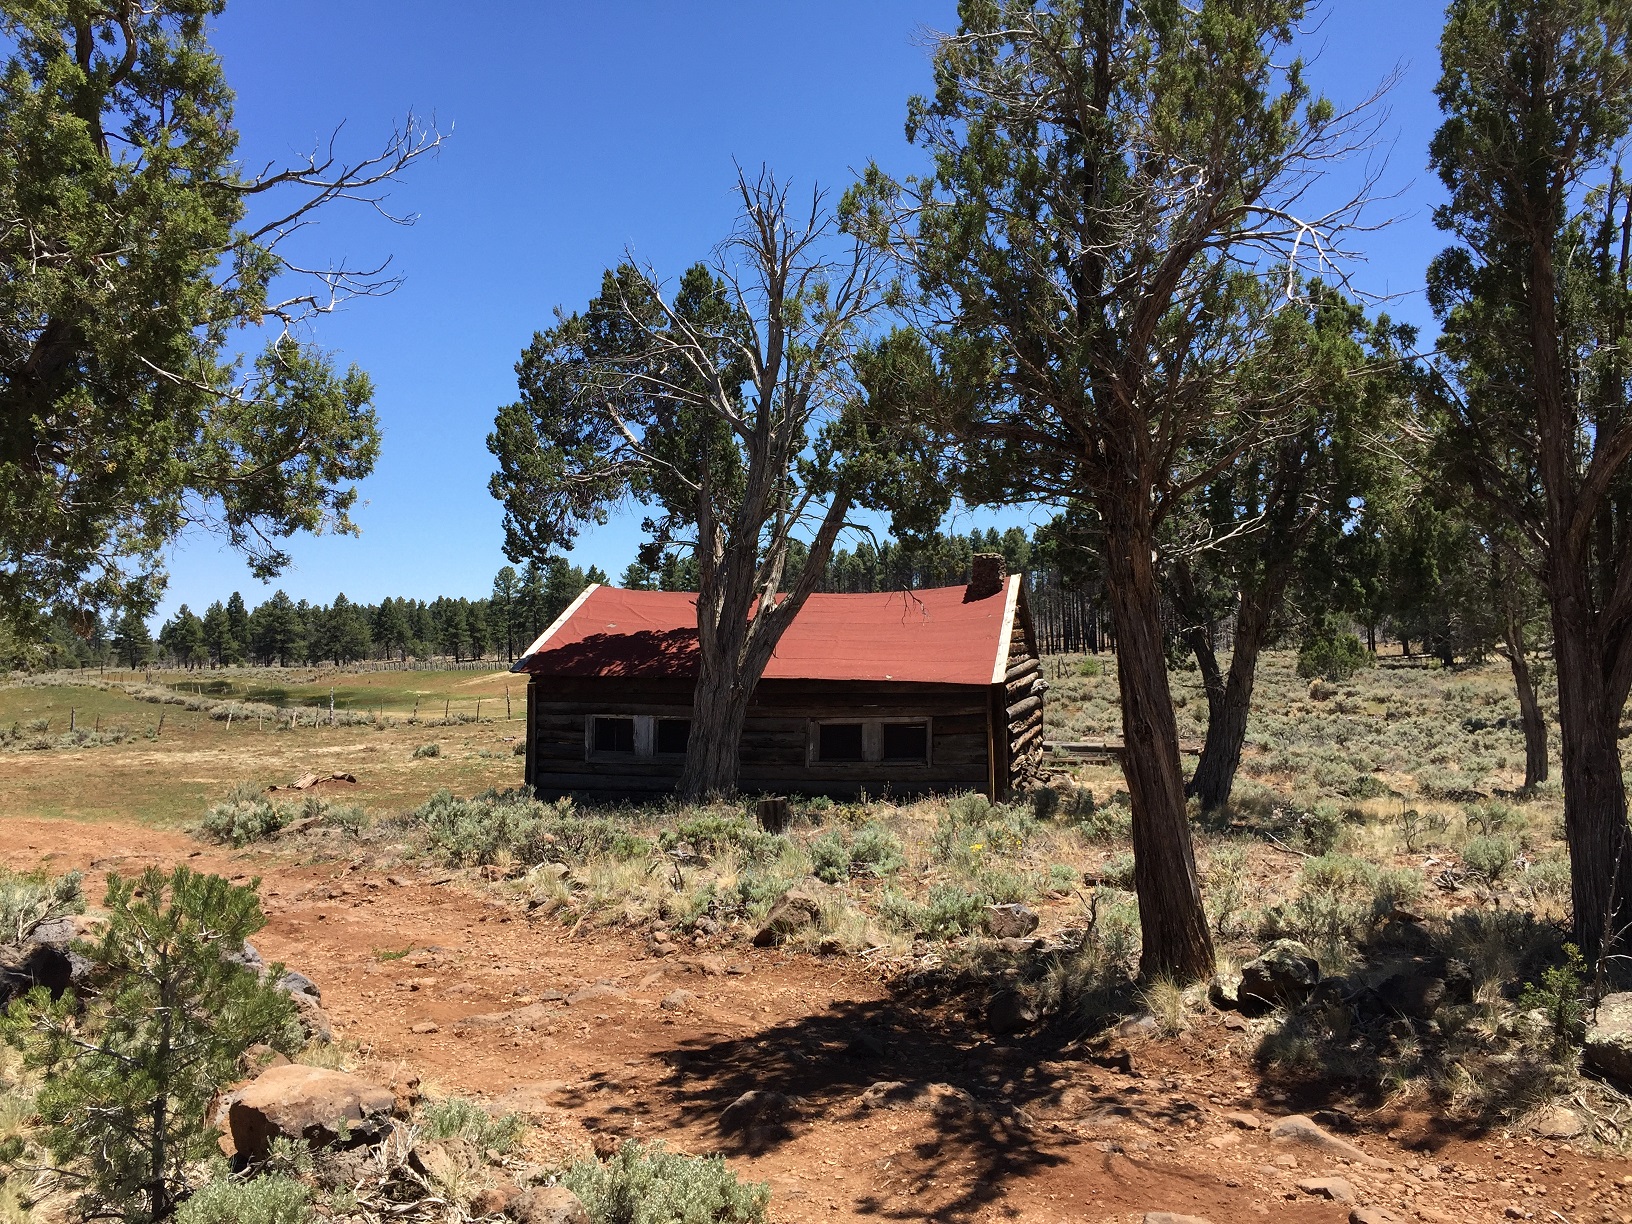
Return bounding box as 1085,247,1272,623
1425,0,1632,954
851,0,1384,979
489,171,945,798
0,1,440,638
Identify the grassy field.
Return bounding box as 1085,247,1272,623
0,669,528,826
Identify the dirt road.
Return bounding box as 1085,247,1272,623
4,817,1627,1224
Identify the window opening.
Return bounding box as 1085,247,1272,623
655,718,691,755
593,716,635,754
881,721,929,762
818,722,865,762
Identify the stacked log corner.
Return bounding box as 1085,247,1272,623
998,585,1044,797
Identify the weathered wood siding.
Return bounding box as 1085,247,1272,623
997,585,1044,795
525,675,992,798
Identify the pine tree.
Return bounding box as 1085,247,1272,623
111,608,153,668
223,593,250,665
0,868,301,1221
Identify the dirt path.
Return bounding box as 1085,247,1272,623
5,817,1630,1224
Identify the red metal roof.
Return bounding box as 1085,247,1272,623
513,577,1021,685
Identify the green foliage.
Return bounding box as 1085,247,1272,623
659,813,778,865
174,1174,310,1224
0,867,301,1222
562,1140,769,1224
1462,834,1516,884
0,6,418,626
420,1097,525,1154
413,742,441,759
1297,801,1346,855
1296,615,1373,682
201,794,288,847
1518,945,1588,1064
876,882,989,940
199,790,363,848
1075,657,1102,678
411,789,651,867
931,794,1037,869
0,868,83,944
808,822,906,884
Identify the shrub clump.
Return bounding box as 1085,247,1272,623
1296,614,1373,682
808,822,906,883
0,867,84,944
658,812,779,865
562,1140,769,1224
174,1174,310,1224
412,742,441,759
420,1096,525,1153
411,789,651,867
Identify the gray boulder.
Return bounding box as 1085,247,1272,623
1585,991,1632,1085
1238,940,1321,1012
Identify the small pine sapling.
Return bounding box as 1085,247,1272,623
0,867,302,1222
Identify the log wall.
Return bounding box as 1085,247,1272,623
525,675,992,799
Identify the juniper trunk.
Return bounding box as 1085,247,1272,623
677,654,756,800
1102,510,1216,982
1499,611,1548,789
1187,597,1273,813
1551,571,1632,955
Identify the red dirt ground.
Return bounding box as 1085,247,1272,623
5,817,1631,1224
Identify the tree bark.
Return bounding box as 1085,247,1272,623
1102,506,1215,982
1187,593,1274,812
1551,569,1632,956
1510,647,1549,790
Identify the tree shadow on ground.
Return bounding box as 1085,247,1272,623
568,974,1201,1223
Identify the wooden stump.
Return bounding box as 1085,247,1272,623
756,797,790,834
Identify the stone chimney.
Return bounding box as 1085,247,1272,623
966,552,1007,602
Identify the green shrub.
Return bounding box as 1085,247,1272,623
200,793,287,847
420,1096,525,1154
931,795,1037,868
1298,802,1345,854
413,742,441,759
1029,786,1061,820
807,822,905,884
659,812,777,865
0,868,302,1221
1518,944,1587,1063
411,789,651,867
876,883,988,939
1466,800,1521,837
1463,834,1516,883
1296,615,1373,682
1076,657,1102,678
175,1174,310,1224
0,868,84,944
562,1140,769,1224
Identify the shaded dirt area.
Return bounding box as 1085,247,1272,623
4,817,1631,1224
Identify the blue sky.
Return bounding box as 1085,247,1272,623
152,1,1452,622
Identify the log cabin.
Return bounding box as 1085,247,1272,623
510,554,1043,799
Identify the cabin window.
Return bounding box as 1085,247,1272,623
880,721,929,763
593,716,636,754
584,714,688,760
818,722,866,762
655,718,691,755
811,718,931,766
